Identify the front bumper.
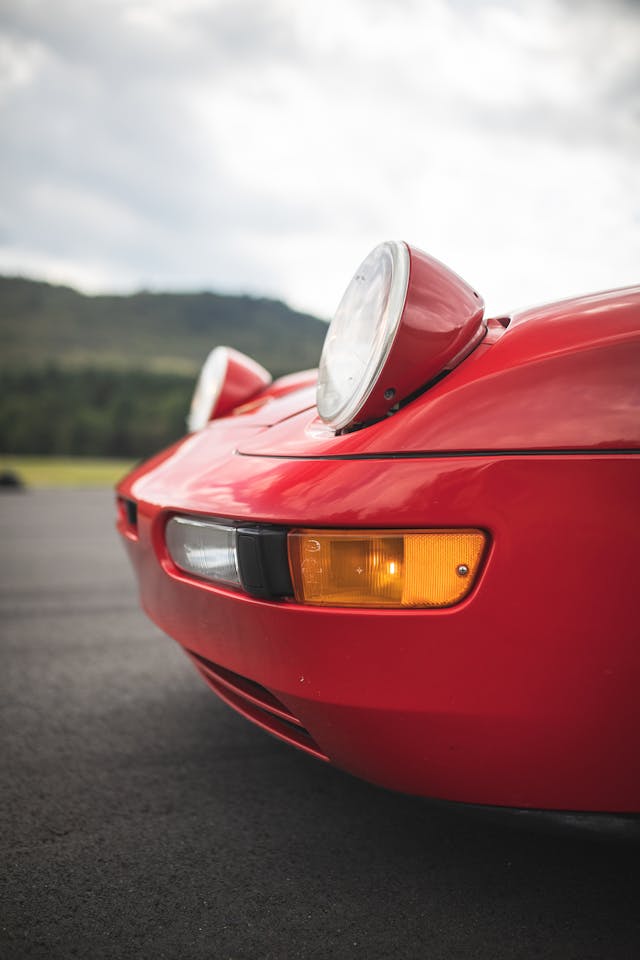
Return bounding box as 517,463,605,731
117,424,640,813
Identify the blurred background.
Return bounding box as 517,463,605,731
1,0,639,484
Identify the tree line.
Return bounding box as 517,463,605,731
0,366,194,458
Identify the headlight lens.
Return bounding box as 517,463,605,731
317,240,409,430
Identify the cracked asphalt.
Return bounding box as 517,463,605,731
1,489,639,960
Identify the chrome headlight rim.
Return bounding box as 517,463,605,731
187,346,230,433
316,240,410,431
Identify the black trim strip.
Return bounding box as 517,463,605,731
124,498,138,526
238,448,640,462
237,525,293,599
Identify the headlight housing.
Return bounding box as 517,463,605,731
188,346,272,432
317,241,486,431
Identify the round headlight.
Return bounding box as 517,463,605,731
188,346,272,432
317,241,485,431
317,241,410,431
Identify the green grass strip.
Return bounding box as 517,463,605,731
0,456,137,488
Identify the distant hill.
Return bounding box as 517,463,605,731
0,276,328,378
0,275,328,458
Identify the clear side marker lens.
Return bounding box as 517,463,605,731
166,516,240,586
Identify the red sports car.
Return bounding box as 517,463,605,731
117,241,640,814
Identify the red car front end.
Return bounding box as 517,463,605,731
117,243,640,813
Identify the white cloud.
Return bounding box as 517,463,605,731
0,0,638,319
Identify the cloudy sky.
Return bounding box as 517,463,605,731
1,0,638,319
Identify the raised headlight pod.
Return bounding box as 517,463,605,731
317,241,486,431
188,346,272,432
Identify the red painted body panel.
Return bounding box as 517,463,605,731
229,371,318,423
117,284,640,812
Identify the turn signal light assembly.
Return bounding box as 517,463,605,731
166,516,241,586
165,515,487,608
288,529,487,608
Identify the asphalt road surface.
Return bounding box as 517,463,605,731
1,489,639,960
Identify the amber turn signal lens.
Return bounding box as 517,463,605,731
288,529,486,608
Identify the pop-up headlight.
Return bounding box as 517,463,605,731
188,346,272,432
317,241,486,431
